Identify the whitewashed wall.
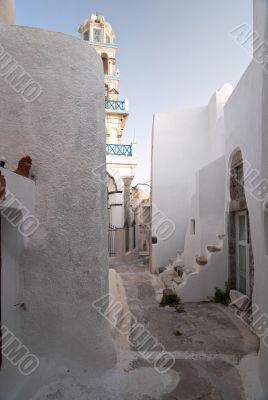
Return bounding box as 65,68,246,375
224,0,268,393
151,85,232,272
225,66,268,400
151,106,208,272
178,156,228,302
0,23,115,399
1,169,36,344
198,156,226,254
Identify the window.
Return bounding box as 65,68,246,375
106,35,110,44
190,219,196,235
94,29,101,43
83,30,89,41
101,54,109,75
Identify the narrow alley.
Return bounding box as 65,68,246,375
1,2,268,399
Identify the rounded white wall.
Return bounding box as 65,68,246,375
0,24,115,397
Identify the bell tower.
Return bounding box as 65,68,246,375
79,13,137,233
79,13,129,144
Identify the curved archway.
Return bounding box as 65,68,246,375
228,148,255,298
106,170,118,193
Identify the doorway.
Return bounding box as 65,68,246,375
235,211,250,296
228,148,255,298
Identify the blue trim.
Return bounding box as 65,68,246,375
88,41,117,49
105,99,126,112
105,75,120,81
106,144,132,157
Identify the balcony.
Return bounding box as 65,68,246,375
88,41,117,49
105,75,120,81
105,99,128,113
106,144,132,157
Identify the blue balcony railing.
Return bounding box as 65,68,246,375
106,144,132,157
105,75,120,81
88,41,117,49
105,99,126,112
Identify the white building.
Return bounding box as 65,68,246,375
151,0,268,395
79,15,138,261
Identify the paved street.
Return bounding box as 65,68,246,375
110,259,260,400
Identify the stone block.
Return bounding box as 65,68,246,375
229,290,250,311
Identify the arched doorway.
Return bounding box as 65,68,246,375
228,149,255,297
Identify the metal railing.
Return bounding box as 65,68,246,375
105,99,126,112
106,144,132,157
88,41,117,49
105,75,120,81
108,224,116,257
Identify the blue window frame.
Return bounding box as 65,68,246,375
94,29,101,43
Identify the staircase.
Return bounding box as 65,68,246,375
159,235,228,302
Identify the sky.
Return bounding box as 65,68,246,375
16,0,253,187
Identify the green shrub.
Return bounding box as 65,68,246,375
213,283,230,305
160,293,181,308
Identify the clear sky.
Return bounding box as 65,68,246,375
16,0,253,187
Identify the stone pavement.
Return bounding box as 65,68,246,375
24,259,263,400
110,259,262,400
